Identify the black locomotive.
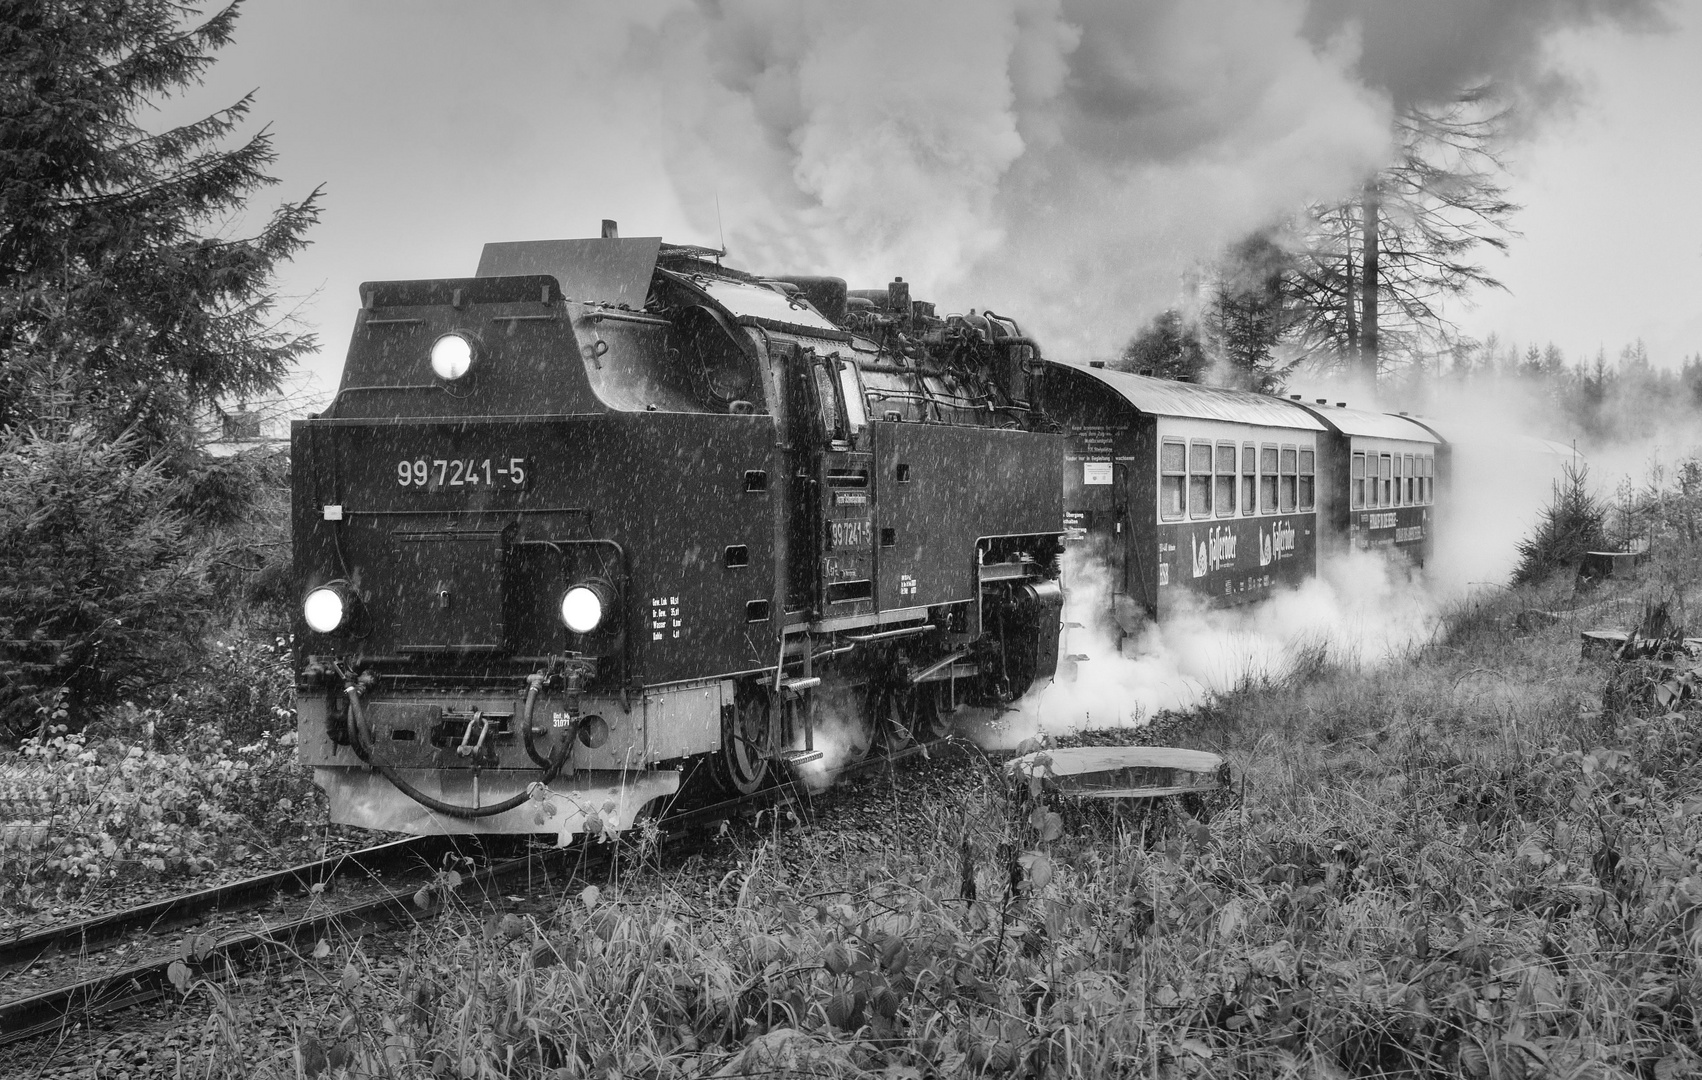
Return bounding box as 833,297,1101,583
292,225,1064,839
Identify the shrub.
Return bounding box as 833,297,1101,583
0,419,212,740
0,710,319,910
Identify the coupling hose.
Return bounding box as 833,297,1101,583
342,683,571,820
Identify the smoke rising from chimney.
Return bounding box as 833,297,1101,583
624,0,1662,360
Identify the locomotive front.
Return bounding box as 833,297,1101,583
292,230,1063,840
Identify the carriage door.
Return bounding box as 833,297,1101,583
1109,465,1130,599
803,350,875,618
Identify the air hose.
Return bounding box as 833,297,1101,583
341,677,574,820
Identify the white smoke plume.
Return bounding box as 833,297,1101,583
1302,0,1670,114
638,0,1392,360
986,545,1440,746
623,0,1662,361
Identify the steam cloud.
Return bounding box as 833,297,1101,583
606,1,1671,744
985,546,1441,746
1303,0,1669,112
624,0,1661,361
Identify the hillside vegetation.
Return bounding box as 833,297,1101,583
158,546,1701,1080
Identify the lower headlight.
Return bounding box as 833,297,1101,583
559,581,615,635
304,584,350,634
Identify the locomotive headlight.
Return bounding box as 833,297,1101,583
303,583,353,634
429,332,478,381
559,580,615,635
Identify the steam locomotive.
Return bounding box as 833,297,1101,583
292,226,1064,840
292,225,1446,841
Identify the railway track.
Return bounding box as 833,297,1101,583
0,835,441,972
0,739,943,1046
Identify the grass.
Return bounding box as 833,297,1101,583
96,559,1702,1077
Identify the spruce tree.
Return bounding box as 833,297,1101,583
1513,462,1607,586
0,1,318,736
0,0,320,452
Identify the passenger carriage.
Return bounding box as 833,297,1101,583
1039,364,1326,642
1291,399,1442,566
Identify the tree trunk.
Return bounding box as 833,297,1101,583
1359,180,1380,383
1344,249,1357,359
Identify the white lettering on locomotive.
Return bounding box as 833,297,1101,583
831,520,872,549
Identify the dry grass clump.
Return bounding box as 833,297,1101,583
183,573,1702,1079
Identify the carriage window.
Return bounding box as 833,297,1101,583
1405,454,1416,503
1351,452,1366,508
1259,445,1278,514
1188,441,1213,518
1379,454,1393,505
1159,440,1185,520
1279,447,1297,513
1392,454,1404,506
1241,443,1256,516
1215,443,1237,517
1423,455,1434,502
1298,449,1315,511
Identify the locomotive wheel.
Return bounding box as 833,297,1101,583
717,683,774,796
906,682,956,742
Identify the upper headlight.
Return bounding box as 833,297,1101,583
304,584,349,634
430,332,477,381
559,581,614,635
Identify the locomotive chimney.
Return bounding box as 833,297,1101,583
887,277,911,321
601,219,619,239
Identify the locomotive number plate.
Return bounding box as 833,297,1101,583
396,457,530,490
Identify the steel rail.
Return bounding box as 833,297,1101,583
0,836,443,973
0,844,556,1046
0,735,951,1046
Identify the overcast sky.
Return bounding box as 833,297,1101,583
171,1,1700,397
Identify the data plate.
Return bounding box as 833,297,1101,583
394,456,531,491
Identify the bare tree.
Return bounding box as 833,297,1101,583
1280,88,1519,382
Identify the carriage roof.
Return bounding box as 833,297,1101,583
1054,364,1327,431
